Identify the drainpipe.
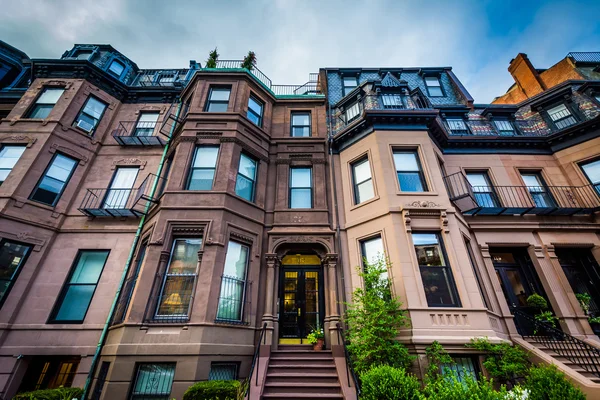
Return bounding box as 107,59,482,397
81,99,182,400
326,69,348,313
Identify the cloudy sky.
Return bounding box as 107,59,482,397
2,0,599,102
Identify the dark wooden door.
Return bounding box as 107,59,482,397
279,268,323,339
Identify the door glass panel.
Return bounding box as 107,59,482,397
281,271,299,338
304,271,319,334
505,269,528,307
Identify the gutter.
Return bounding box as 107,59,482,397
81,100,182,400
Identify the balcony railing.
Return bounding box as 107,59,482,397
79,173,164,218
133,69,190,87
215,275,253,325
444,172,600,216
112,121,167,146
144,272,197,324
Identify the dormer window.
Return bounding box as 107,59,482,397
345,102,361,123
493,120,516,136
343,76,358,96
381,93,404,109
75,51,92,60
425,77,443,97
547,104,577,129
108,60,125,78
446,118,469,135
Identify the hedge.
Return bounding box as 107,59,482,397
183,380,241,400
13,387,83,400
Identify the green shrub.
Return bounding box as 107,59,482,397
13,387,83,400
360,365,422,400
526,293,548,310
422,373,507,400
576,293,592,314
524,364,586,400
466,338,529,384
183,380,241,400
424,341,453,383
345,257,414,375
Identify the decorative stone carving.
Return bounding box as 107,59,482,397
111,158,147,170
0,135,36,147
159,251,171,263
231,231,253,244
49,143,88,165
0,230,45,251
219,137,269,162
406,200,441,208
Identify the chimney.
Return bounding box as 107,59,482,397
508,53,546,98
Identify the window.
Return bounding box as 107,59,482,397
49,250,109,323
75,51,92,60
464,237,489,309
19,356,80,392
187,146,219,190
235,153,257,202
425,76,443,97
209,362,239,381
291,112,311,137
289,167,312,208
205,87,231,112
134,112,159,136
247,95,264,126
216,241,250,321
103,167,139,209
412,233,461,307
74,96,108,133
580,158,600,194
352,157,374,204
547,103,577,129
30,153,78,206
108,60,125,78
0,240,32,308
465,171,499,208
0,145,26,184
156,239,201,318
393,150,427,192
345,102,361,123
130,363,175,400
361,235,385,271
26,88,65,119
381,93,404,109
112,241,147,325
446,118,469,135
91,362,110,400
343,76,358,95
521,172,555,208
442,356,479,383
494,120,516,136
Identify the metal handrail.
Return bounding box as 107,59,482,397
336,322,361,397
512,308,600,378
246,322,268,398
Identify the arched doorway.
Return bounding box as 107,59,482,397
279,254,326,344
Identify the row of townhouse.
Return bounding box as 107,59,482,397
0,41,600,399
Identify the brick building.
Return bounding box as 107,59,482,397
0,42,600,399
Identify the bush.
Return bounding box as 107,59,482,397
526,294,548,310
183,380,241,400
422,373,507,399
424,341,453,383
524,364,586,400
466,338,529,384
13,387,83,400
345,257,414,375
360,365,422,400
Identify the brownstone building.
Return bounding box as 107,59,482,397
1,41,600,400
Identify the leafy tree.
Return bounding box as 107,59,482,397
241,51,256,70
466,337,529,385
344,256,413,376
205,47,219,68
425,340,454,383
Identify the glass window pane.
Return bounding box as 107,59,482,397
70,251,109,284
412,233,446,266
157,275,194,315
248,97,263,115
494,120,514,133
108,61,124,76
343,77,357,87
581,160,600,185
398,172,424,192
46,154,77,182
37,176,64,195
393,152,420,171
133,364,175,397
357,180,374,203
238,154,257,180
247,111,261,125
0,146,26,170
420,266,457,306
521,173,543,188
425,77,440,87
76,51,92,60
291,188,312,208
291,168,311,187
209,363,238,381
28,105,53,119
83,97,107,120
37,88,64,104
188,169,215,190
223,241,249,279
353,159,371,183
0,170,8,183
447,119,467,130
54,285,95,321
362,237,384,266
138,112,159,123
292,126,310,137
194,147,219,168
235,175,254,201
0,241,30,281
110,168,138,189
207,102,228,112
292,113,309,126
167,239,202,274
547,104,571,121
210,88,230,102
428,87,443,96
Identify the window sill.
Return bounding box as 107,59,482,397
350,195,380,211
395,191,439,196
214,318,249,326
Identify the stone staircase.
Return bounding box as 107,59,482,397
524,337,600,384
261,344,344,399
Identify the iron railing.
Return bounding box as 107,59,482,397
214,60,272,88
133,69,190,87
215,275,253,325
246,322,267,399
444,171,600,216
112,120,167,146
512,308,600,378
79,173,164,218
144,272,197,324
336,323,360,398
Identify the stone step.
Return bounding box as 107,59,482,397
263,382,342,395
270,351,333,359
268,364,336,371
277,344,314,351
265,372,340,384
261,393,344,399
269,357,335,367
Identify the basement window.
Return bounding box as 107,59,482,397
209,362,239,381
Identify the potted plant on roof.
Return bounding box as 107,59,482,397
205,47,219,68
307,326,325,351
241,51,257,71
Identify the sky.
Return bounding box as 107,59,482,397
1,0,599,102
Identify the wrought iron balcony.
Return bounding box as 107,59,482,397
133,69,190,87
444,172,600,216
79,173,164,218
112,120,169,146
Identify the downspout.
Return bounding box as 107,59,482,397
326,69,348,313
81,99,182,400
